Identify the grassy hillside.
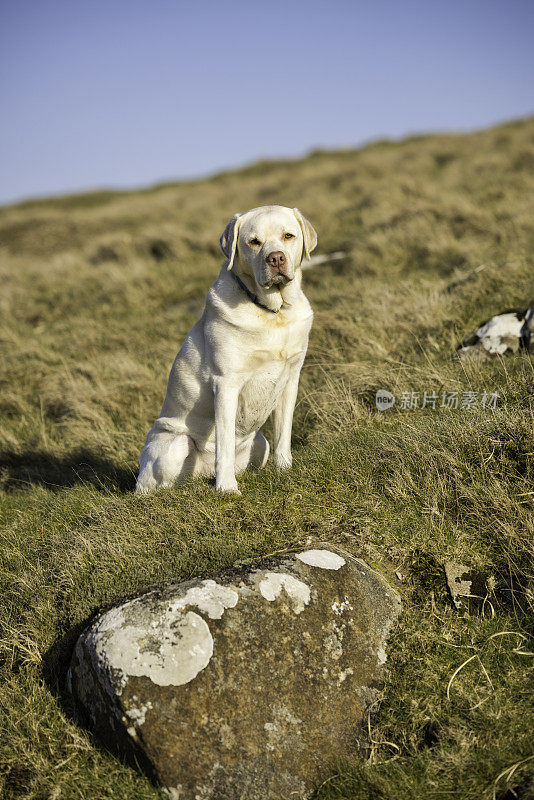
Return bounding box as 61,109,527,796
1,116,533,800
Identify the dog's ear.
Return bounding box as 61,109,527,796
293,208,318,263
220,213,243,270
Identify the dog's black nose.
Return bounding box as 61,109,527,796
266,251,286,271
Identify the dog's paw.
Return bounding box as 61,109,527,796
274,452,293,471
135,477,155,494
216,479,241,495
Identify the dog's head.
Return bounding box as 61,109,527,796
219,205,317,289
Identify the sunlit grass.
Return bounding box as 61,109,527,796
1,116,533,799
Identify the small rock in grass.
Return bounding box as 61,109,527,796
455,302,534,361
444,561,494,613
68,545,401,800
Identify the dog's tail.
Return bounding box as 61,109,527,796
135,417,194,493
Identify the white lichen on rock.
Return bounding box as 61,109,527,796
171,580,239,619
87,580,238,690
337,667,354,684
264,705,304,752
125,698,153,727
332,598,354,615
258,572,311,614
296,550,346,570
324,620,345,661
164,788,184,799
99,609,213,687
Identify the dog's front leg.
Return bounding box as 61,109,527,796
272,364,303,471
213,376,241,494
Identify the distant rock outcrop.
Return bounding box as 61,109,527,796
68,545,401,800
455,301,533,361
301,250,347,270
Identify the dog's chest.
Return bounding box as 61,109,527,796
236,339,303,435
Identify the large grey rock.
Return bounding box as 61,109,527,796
68,545,401,800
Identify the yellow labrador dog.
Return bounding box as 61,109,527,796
136,205,317,494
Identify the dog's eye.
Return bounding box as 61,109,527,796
249,237,262,247
283,232,295,240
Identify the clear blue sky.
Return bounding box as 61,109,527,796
1,0,533,205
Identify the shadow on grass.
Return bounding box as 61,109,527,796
0,449,135,493
42,613,159,788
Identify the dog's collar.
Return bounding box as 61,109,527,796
230,270,279,314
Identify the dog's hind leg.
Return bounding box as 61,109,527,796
235,429,270,475
136,430,196,493
250,429,270,468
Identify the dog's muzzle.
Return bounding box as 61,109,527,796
264,250,292,286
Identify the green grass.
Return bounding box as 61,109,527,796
1,116,534,800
